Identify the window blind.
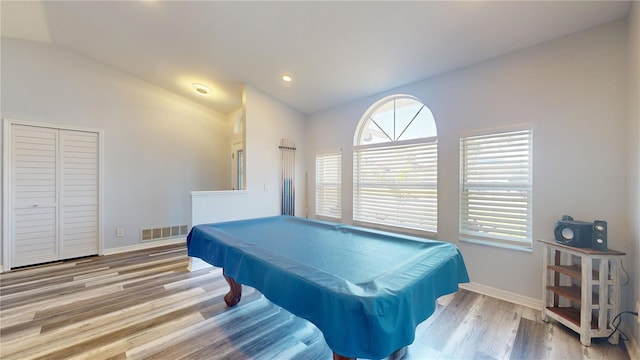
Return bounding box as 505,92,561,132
315,152,342,220
353,141,437,234
459,129,533,249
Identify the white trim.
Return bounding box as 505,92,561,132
2,120,12,270
460,238,533,253
191,190,248,197
460,282,543,310
2,118,105,270
459,122,533,138
0,264,5,273
4,118,106,134
188,257,214,272
98,128,105,256
627,334,640,360
353,220,437,240
102,237,186,256
353,135,437,151
315,215,342,223
316,148,343,156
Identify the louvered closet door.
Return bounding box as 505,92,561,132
9,124,100,268
59,130,99,259
11,125,59,267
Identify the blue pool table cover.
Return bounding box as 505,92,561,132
187,216,469,359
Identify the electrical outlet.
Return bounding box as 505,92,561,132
116,228,124,237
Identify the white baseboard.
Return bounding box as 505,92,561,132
187,257,214,272
102,237,186,255
0,238,186,272
627,333,640,360
460,282,543,310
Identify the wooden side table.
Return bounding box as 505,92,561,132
539,239,625,346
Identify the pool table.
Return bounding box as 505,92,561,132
187,215,469,359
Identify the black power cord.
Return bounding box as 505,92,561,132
619,260,631,286
607,311,639,342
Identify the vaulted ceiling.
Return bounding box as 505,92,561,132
1,1,632,115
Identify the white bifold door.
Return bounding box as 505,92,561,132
9,124,100,268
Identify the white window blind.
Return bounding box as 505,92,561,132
353,140,437,234
459,129,533,250
315,151,342,220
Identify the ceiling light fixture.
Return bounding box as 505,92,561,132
191,83,212,95
281,74,293,82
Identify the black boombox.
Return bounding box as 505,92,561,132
554,215,608,251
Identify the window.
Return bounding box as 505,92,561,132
315,151,342,220
353,95,437,235
459,128,533,250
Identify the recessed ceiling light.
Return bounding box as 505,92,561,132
191,83,212,95
281,74,293,82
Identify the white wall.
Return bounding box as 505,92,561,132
307,20,630,301
627,0,640,347
190,85,307,225
1,38,230,266
245,85,307,217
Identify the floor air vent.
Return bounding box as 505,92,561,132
141,225,189,241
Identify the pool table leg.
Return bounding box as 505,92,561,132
223,275,242,307
332,346,406,360
333,353,354,360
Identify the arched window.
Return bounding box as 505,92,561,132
353,95,438,235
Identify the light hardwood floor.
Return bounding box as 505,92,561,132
0,244,630,360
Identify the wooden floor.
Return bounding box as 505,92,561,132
0,244,630,360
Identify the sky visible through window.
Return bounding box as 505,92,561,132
359,98,436,145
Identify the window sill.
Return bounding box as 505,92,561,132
353,220,437,240
460,237,533,253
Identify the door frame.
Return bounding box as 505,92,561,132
230,141,244,190
2,118,104,271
